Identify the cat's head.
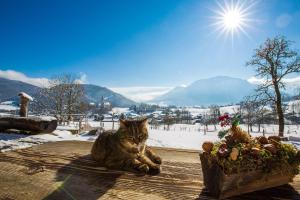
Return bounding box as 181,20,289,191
119,118,148,144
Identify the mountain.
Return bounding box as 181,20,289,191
83,84,136,107
0,78,40,101
0,78,135,107
152,76,256,106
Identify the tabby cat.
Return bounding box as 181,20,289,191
91,118,162,174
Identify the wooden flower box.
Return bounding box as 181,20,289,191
200,151,297,199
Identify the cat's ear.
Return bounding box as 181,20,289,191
119,119,128,128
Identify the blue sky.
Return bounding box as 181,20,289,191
0,0,300,90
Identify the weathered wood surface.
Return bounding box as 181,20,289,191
200,152,297,199
0,116,57,133
0,141,299,200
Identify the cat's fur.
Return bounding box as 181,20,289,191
91,118,162,174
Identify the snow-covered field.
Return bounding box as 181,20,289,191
1,122,300,152
1,101,300,152
0,101,18,112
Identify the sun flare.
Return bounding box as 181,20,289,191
223,9,242,29
212,0,256,40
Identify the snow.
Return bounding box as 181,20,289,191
286,100,300,114
147,129,219,149
148,124,300,150
1,122,300,152
19,92,33,101
0,101,15,105
0,114,56,121
112,107,129,114
0,130,96,152
184,105,241,118
0,104,18,111
220,105,240,114
185,107,210,117
0,113,13,117
37,116,57,121
0,101,18,111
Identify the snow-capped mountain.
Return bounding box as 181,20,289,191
0,78,135,107
83,84,136,107
151,76,256,106
0,78,40,101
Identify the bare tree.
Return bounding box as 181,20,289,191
209,105,220,130
64,74,85,121
33,76,66,117
247,36,300,136
33,74,84,122
241,96,267,133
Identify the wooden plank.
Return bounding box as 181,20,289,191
0,116,57,133
0,141,299,200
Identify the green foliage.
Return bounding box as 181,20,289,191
211,142,222,157
277,143,298,164
231,114,240,126
218,130,229,139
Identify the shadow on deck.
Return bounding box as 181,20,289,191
0,141,299,200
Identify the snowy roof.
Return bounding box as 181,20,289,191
18,92,33,101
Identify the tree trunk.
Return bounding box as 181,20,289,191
247,116,250,134
274,82,284,137
247,124,250,134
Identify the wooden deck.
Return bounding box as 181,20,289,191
0,141,299,200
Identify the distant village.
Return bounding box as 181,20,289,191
2,93,300,134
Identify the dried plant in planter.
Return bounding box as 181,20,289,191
200,114,300,199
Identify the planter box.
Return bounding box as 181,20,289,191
200,151,297,199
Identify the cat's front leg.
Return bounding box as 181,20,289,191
145,146,162,164
120,140,139,153
124,158,149,173
137,154,161,174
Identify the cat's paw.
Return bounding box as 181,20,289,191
149,165,161,175
137,164,149,173
152,156,162,164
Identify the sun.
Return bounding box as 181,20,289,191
211,0,256,40
223,9,242,30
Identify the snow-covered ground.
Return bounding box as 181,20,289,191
0,130,97,152
148,124,300,149
1,122,300,152
287,100,300,114
0,101,18,112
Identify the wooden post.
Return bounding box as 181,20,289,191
18,92,33,117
